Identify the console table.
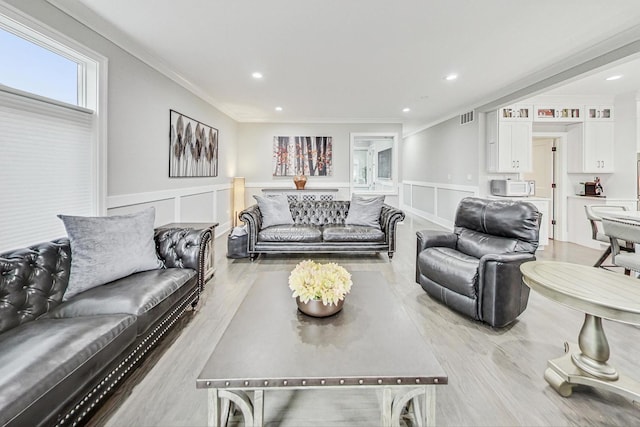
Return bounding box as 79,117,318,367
520,261,640,403
261,188,338,202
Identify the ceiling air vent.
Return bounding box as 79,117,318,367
460,110,474,125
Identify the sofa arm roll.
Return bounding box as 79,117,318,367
154,228,211,287
239,204,262,252
478,252,536,327
380,204,405,251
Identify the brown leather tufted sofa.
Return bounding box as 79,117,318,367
240,200,405,260
0,227,210,427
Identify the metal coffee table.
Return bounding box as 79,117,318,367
197,271,447,426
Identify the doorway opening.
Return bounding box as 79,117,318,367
524,132,568,241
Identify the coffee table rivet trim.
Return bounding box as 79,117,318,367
415,379,420,384
206,381,211,386
377,379,383,384
244,381,249,386
283,380,288,386
264,381,269,386
434,378,439,384
225,381,230,387
358,379,364,385
397,379,402,384
320,380,326,385
302,380,307,386
340,379,345,385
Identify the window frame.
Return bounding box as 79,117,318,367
0,2,108,216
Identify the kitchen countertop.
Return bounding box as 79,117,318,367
488,195,551,201
567,195,636,201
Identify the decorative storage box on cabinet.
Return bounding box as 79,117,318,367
586,106,614,121
486,109,532,173
567,122,614,173
499,105,532,121
534,106,583,122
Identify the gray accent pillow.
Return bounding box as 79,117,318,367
345,195,385,229
58,207,163,301
254,195,294,228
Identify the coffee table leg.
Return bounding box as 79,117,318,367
383,386,435,427
381,388,392,426
208,389,221,427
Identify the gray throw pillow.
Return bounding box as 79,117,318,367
58,207,163,301
254,195,294,228
345,195,385,229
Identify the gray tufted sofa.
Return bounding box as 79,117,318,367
0,227,210,427
240,200,405,260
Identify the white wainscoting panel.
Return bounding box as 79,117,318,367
402,181,479,229
106,183,232,236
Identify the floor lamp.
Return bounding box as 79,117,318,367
232,177,245,227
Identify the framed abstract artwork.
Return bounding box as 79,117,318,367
273,136,332,176
169,109,218,177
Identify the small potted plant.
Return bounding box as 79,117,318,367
288,260,352,317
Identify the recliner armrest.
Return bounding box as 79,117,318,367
478,252,536,327
416,229,457,253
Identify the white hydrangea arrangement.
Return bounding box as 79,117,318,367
288,260,352,306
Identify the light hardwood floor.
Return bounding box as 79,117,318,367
90,214,640,426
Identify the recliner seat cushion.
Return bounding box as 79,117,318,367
45,268,197,336
418,247,479,298
0,315,136,427
322,225,385,242
258,225,322,242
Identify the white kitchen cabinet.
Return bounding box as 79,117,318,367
586,105,614,121
534,105,583,122
567,122,614,173
486,110,532,173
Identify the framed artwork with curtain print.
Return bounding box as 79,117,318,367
169,109,218,177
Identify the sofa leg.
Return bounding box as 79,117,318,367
250,253,259,261
388,252,394,261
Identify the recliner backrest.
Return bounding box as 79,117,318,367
454,197,540,258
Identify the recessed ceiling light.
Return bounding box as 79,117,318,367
444,74,458,81
402,107,411,113
275,106,283,111
605,74,623,81
252,72,263,79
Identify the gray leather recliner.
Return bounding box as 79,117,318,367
415,197,540,327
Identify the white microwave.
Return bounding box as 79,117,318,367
490,179,535,197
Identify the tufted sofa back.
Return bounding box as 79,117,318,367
0,239,71,334
289,201,351,226
453,197,540,259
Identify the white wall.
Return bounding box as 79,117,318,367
6,0,237,233
607,91,639,199
237,122,402,205
401,115,481,226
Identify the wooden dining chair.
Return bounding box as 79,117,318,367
601,216,640,276
584,205,630,268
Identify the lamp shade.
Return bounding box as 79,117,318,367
232,177,245,226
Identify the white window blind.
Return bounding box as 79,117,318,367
0,88,95,252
